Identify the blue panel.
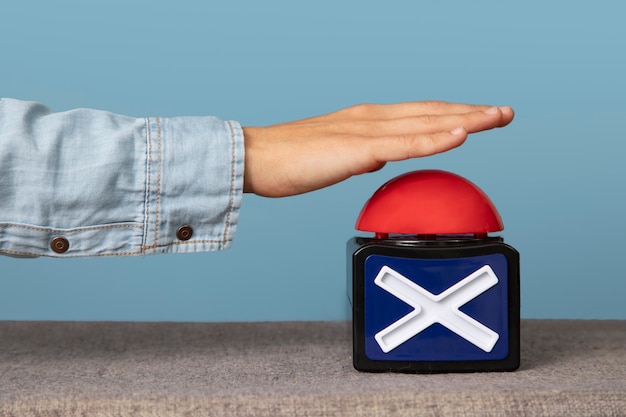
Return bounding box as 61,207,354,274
364,253,509,361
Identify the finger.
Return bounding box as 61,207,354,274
371,127,468,162
374,101,515,127
353,101,511,122
291,102,515,132
382,103,514,123
349,107,509,137
292,101,494,124
497,105,515,127
350,101,497,120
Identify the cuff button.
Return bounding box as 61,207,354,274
50,237,70,254
176,225,193,241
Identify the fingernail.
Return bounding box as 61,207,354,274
484,106,499,115
451,127,465,135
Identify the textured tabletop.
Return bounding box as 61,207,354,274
0,320,624,416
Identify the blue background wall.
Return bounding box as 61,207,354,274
1,1,624,321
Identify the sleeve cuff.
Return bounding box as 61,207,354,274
141,116,244,255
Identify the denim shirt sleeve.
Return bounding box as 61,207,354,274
0,98,244,257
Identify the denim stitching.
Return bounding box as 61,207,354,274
153,117,162,251
223,121,236,248
0,223,142,233
0,248,144,258
142,118,151,255
166,238,232,247
141,238,231,249
1,237,233,258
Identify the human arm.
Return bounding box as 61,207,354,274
0,99,513,257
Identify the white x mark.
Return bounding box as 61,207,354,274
374,265,500,353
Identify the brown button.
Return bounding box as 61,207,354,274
50,237,69,254
176,225,193,241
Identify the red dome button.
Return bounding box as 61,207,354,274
356,170,503,235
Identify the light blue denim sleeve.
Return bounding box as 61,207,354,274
0,98,244,257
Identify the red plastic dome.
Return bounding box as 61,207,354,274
356,170,503,235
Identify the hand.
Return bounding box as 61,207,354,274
242,101,514,197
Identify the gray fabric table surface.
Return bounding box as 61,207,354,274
0,320,624,416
